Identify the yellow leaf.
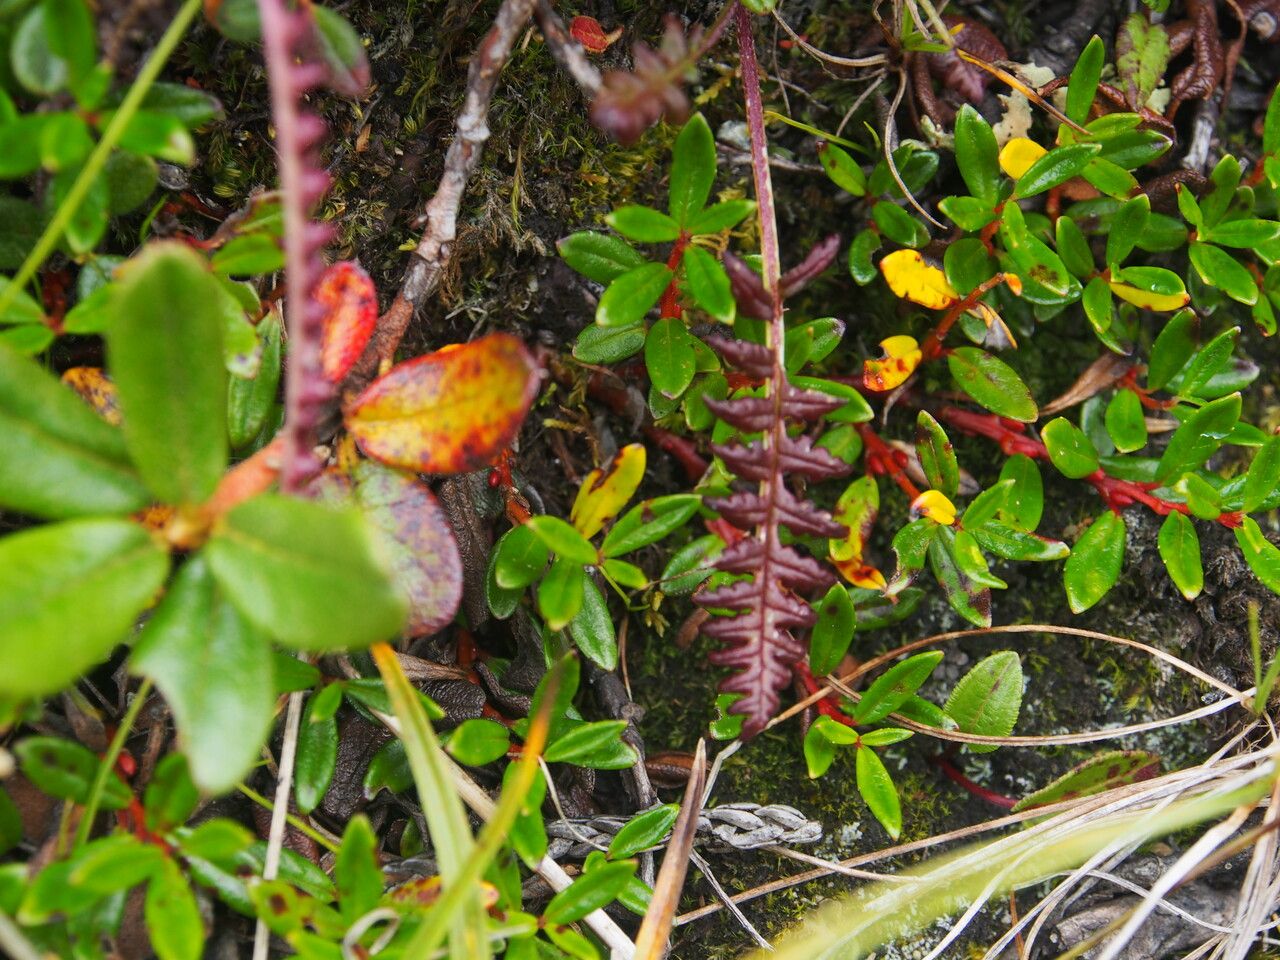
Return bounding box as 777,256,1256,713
1108,282,1191,312
880,249,959,310
863,335,923,392
910,490,956,526
570,443,647,537
828,476,879,563
999,137,1047,179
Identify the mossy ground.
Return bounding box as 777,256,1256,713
163,3,1280,955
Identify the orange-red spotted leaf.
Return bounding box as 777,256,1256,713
879,249,959,309
863,335,923,391
828,476,879,563
318,261,379,382
385,875,499,910
61,367,122,425
833,558,887,590
570,15,623,54
345,333,540,474
312,461,463,637
571,443,646,538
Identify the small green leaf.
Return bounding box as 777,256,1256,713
645,317,699,398
1064,512,1126,613
12,6,67,95
1158,512,1203,600
947,347,1037,422
916,410,959,498
1177,326,1238,398
938,195,995,232
205,493,407,650
107,243,228,505
558,232,645,283
545,719,631,765
848,229,882,285
545,860,637,925
574,323,646,364
682,246,734,323
944,650,1022,753
872,200,929,248
1148,310,1197,390
16,736,131,808
803,723,837,778
0,519,169,699
1013,749,1160,812
227,311,282,449
569,575,617,670
954,105,1001,206
596,262,672,327
538,557,586,630
971,522,1069,562
1201,218,1280,249
493,523,551,590
852,651,944,725
1013,143,1101,199
606,205,681,243
1055,216,1095,277
1244,436,1280,513
295,691,338,815
1104,389,1147,453
668,114,716,226
818,141,866,196
446,718,510,766
856,745,902,839
146,857,203,960
1066,35,1105,124
526,515,598,565
687,199,756,235
601,494,700,557
809,583,855,676
1105,195,1150,266
998,454,1044,530
131,557,274,794
609,805,678,859
1156,393,1241,481
1189,243,1257,305
1042,417,1101,478
1235,517,1280,594
335,815,382,924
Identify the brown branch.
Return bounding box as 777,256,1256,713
344,0,539,392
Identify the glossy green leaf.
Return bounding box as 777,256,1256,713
944,650,1022,753
856,745,902,839
1147,309,1196,390
526,515,598,565
1235,517,1280,594
446,718,511,767
809,583,855,676
937,195,995,232
131,557,274,793
954,105,1001,206
947,347,1037,422
803,723,837,778
609,805,678,859
682,246,734,323
1201,218,1280,249
107,243,228,505
1042,417,1100,478
1243,436,1280,513
872,200,929,248
0,340,150,518
538,557,586,630
1156,393,1241,481
1177,326,1238,398
606,205,680,243
1105,195,1150,267
205,493,407,650
1055,216,1094,277
1066,35,1104,124
1157,512,1203,600
687,199,756,235
0,518,169,699
574,322,646,364
818,142,866,196
916,411,958,498
596,262,672,327
545,859,637,925
971,521,1069,562
1012,143,1100,199
544,719,632,766
645,317,698,398
569,575,617,670
227,311,282,448
493,523,551,590
929,529,995,627
997,454,1043,531
1104,389,1147,453
1189,243,1257,305
848,229,882,285
335,815,382,924
295,691,338,815
668,114,715,226
601,494,700,557
68,834,164,892
16,736,130,808
1064,512,1126,613
852,651,943,725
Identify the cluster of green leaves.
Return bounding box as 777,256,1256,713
803,650,1023,839
487,443,700,669
0,0,223,352
559,113,755,424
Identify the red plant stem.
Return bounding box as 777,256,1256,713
934,405,1244,528
857,423,922,499
659,234,690,319
795,662,855,724
643,424,709,480
931,753,1017,809
919,272,1018,362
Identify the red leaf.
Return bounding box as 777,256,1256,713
570,15,622,54
344,333,540,474
318,261,378,383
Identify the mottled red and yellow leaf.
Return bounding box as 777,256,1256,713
571,443,646,538
318,261,379,382
828,476,885,589
345,333,540,474
863,335,923,391
879,249,958,309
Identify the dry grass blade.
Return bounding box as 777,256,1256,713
954,49,1090,134
634,738,708,959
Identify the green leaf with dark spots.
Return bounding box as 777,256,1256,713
947,347,1037,422
809,583,855,676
